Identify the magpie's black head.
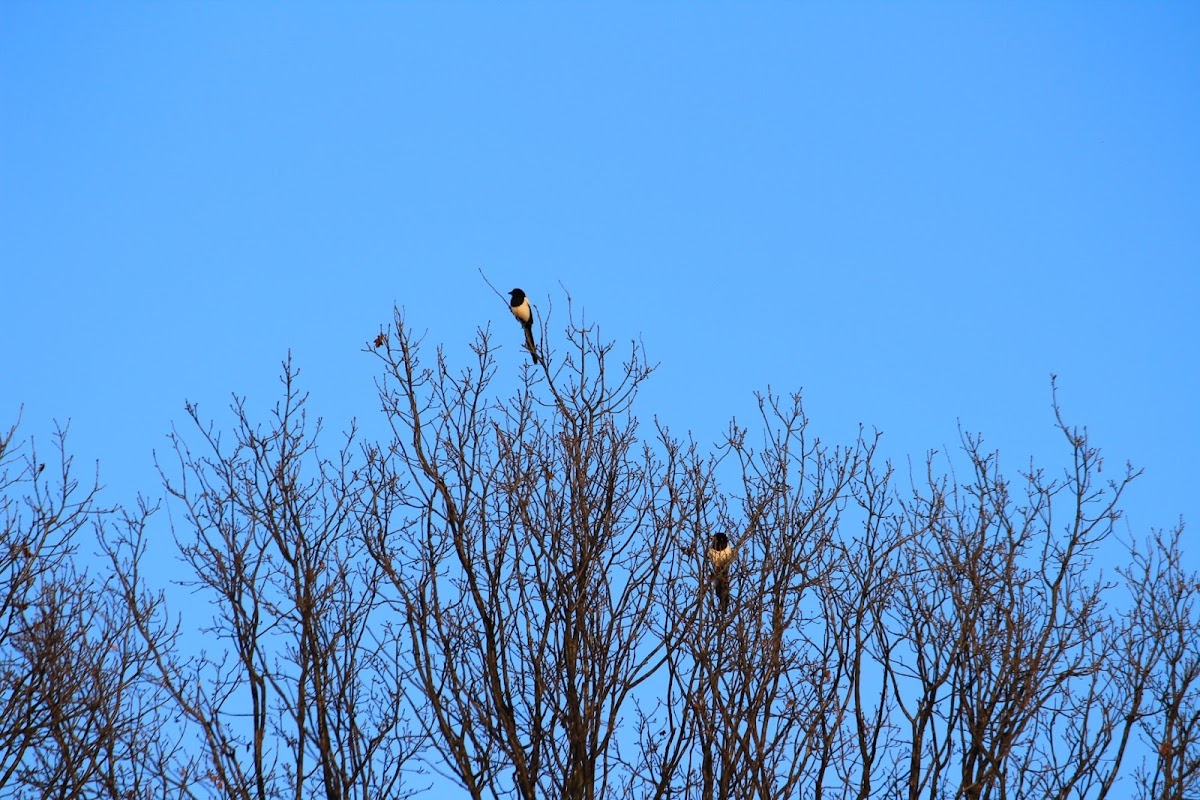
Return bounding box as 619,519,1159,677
711,531,729,550
509,288,526,304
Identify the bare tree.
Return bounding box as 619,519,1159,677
102,359,424,800
878,388,1154,800
0,417,180,799
363,305,704,800
645,393,895,800
1121,525,1200,800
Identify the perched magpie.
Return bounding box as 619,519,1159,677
509,288,540,365
708,531,736,610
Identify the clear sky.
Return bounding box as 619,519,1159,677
2,3,1197,567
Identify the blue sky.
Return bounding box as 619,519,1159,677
2,3,1197,559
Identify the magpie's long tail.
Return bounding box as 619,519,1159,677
714,575,730,610
523,325,540,365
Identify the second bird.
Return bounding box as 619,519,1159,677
509,288,540,365
708,531,736,610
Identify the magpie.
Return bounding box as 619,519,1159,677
708,531,736,610
509,288,540,365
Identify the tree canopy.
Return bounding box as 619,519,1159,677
2,301,1196,799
